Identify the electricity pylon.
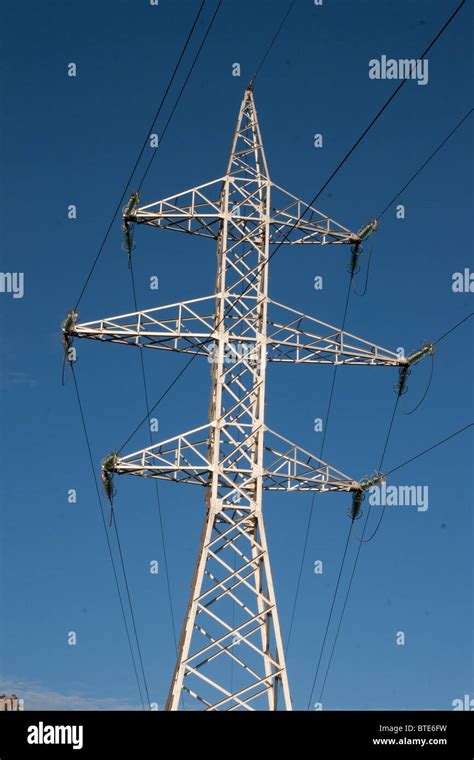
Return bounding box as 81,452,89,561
66,86,411,711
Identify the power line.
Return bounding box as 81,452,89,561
353,243,374,298
435,312,473,345
351,110,471,298
303,303,473,701
401,352,435,415
70,364,150,709
305,521,353,710
316,519,365,705
216,0,467,337
365,312,473,532
385,422,473,478
117,0,466,452
115,0,297,446
84,2,223,702
113,0,223,665
311,319,473,698
95,2,469,691
313,0,466,207
73,0,207,310
110,510,152,709
377,108,473,219
315,421,473,705
89,1,224,454
107,0,468,456
252,0,296,81
72,0,221,698
306,393,400,708
119,351,201,452
286,274,353,655
129,269,178,649
138,0,223,192
128,0,470,642
128,261,183,708
355,395,400,544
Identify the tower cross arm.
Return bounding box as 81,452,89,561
263,427,360,493
67,296,216,356
268,183,362,246
113,424,212,486
125,177,227,239
108,424,361,496
266,300,407,366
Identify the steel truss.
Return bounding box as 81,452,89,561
68,86,407,711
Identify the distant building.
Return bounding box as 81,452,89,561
0,694,24,710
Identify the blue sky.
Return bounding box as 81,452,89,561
0,0,472,710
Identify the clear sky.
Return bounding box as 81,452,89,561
0,0,472,711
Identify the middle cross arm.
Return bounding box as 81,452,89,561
124,178,362,247
109,423,360,495
69,296,216,356
266,300,406,366
67,296,406,367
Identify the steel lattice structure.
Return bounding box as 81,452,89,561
67,86,409,711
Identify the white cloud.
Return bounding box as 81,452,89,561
0,677,142,711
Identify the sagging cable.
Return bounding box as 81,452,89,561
353,243,374,297
395,342,434,397
402,351,435,415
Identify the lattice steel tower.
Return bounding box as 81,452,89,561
67,86,410,710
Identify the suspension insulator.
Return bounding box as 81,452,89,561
101,452,118,504
395,365,411,396
349,243,363,274
350,490,364,520
121,222,134,265
61,309,78,354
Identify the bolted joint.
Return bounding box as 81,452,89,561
246,77,255,93
349,233,362,246
395,342,434,396
360,472,385,490
349,472,384,520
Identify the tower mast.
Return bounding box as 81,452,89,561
66,86,420,710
